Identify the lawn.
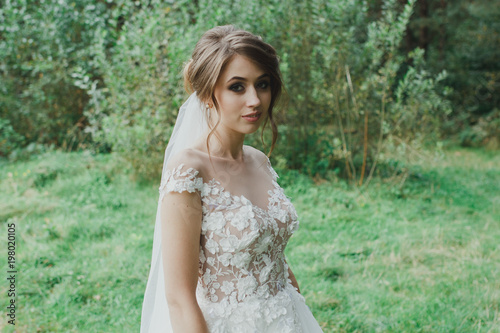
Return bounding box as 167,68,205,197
0,147,498,332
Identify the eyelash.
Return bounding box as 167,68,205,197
229,81,270,92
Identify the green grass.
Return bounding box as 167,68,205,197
0,147,499,332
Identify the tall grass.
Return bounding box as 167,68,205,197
0,147,498,332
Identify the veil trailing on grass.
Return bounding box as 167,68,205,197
140,92,208,332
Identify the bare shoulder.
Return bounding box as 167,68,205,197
165,148,207,177
244,145,269,166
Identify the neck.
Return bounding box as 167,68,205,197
204,128,245,161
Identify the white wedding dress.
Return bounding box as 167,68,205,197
152,146,324,333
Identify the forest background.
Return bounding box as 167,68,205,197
1,0,498,179
0,0,499,332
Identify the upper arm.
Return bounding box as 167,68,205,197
160,189,202,304
159,151,205,304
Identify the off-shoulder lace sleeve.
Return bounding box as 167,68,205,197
266,157,279,181
158,163,204,200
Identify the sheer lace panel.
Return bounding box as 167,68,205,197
159,157,300,308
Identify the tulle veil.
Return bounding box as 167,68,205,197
140,93,207,332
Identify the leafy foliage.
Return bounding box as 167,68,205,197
0,0,106,150
1,0,463,183
85,3,183,180
405,0,500,141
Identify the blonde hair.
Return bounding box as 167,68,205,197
183,25,283,155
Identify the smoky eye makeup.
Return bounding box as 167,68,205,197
229,83,244,92
257,80,270,89
227,76,270,92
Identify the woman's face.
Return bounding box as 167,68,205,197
212,54,272,136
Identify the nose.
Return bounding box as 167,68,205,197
246,87,261,108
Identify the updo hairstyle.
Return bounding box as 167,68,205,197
183,25,284,155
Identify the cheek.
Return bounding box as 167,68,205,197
218,91,239,109
218,97,240,121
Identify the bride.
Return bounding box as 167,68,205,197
141,25,323,332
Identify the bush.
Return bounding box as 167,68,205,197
0,118,24,156
459,109,500,149
2,0,455,185
85,1,197,181
87,0,453,183
0,0,148,156
0,0,109,152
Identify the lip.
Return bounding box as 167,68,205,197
242,112,262,122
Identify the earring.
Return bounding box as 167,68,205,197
205,103,213,110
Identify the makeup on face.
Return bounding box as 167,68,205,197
213,55,272,134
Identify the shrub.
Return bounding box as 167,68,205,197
2,0,454,185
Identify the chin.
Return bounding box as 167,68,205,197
242,124,263,135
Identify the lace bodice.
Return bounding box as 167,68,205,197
159,156,304,331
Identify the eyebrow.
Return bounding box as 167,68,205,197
226,73,270,83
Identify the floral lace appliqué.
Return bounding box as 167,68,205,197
160,160,304,332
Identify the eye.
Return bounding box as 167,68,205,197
257,80,270,90
229,83,244,92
